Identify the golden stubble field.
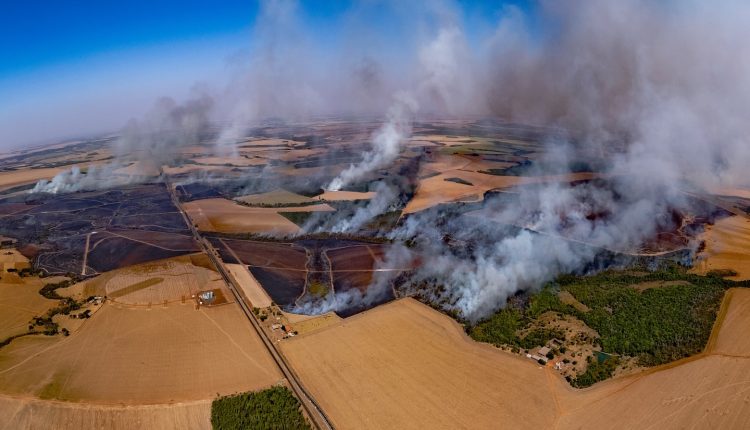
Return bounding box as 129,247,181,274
184,197,334,234
81,254,225,305
404,166,598,213
0,276,66,340
281,292,750,430
0,301,281,404
693,215,750,280
0,255,283,430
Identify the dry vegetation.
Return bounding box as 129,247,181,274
281,292,750,429
184,198,334,234
0,277,61,340
281,298,560,429
693,215,750,280
0,254,282,429
226,263,273,308
0,395,212,430
80,254,225,306
0,298,281,403
405,169,597,213
235,189,315,206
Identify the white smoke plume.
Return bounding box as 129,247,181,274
30,92,215,194
29,163,152,194
325,182,398,233
327,94,418,191
291,244,410,315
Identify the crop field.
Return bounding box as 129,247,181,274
220,239,307,269
404,169,598,213
0,298,282,404
226,263,273,308
693,215,750,280
85,230,198,274
235,189,315,206
0,277,59,340
281,298,560,429
218,239,308,306
0,395,212,430
183,197,334,234
81,255,225,305
281,292,750,429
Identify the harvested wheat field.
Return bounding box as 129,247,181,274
317,190,375,201
0,395,211,430
184,198,334,234
0,277,62,340
282,292,750,430
226,263,272,308
81,254,225,306
404,171,597,213
0,167,71,191
235,189,314,206
281,311,341,336
281,298,560,429
0,300,282,404
693,215,750,280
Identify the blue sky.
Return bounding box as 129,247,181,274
0,0,532,148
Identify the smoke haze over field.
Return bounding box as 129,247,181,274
20,1,750,320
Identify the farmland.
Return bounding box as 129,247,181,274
0,289,282,404
184,197,334,234
219,238,406,315
1,118,749,430
282,291,750,429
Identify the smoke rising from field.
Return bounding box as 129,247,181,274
113,93,214,169
24,1,750,322
378,0,750,321
327,95,418,191
30,92,215,194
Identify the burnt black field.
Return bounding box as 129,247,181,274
218,236,399,315
0,183,197,274
249,267,307,307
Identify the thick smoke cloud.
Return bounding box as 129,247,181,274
487,0,750,187
26,1,750,321
382,0,750,321
114,93,214,170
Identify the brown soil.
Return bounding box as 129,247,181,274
235,189,315,205
317,190,376,201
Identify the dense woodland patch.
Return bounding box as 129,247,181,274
211,386,311,430
469,265,747,387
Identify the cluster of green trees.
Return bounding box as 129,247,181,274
570,355,620,388
1,279,86,348
558,267,728,366
469,306,564,350
211,386,311,430
468,264,742,387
